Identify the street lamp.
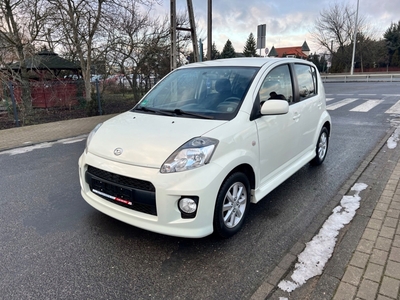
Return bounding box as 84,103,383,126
350,0,360,75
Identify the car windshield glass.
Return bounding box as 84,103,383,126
132,66,259,120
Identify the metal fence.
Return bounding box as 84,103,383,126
321,73,400,83
0,79,145,129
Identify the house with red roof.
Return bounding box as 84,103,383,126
268,41,310,59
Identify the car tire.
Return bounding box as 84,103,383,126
213,172,251,238
311,127,329,166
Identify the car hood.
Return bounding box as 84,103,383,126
88,111,226,168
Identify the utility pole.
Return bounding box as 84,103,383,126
170,0,177,70
350,0,360,75
170,0,199,71
207,0,212,60
186,0,199,63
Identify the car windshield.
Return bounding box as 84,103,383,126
132,66,259,120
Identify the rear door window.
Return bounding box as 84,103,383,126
294,64,317,101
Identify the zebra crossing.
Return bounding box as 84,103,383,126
325,95,400,114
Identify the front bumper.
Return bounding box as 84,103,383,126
78,151,224,238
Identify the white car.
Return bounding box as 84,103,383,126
78,58,331,238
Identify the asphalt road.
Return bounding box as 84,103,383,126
0,82,399,299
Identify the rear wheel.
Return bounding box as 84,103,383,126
213,172,250,238
311,127,329,166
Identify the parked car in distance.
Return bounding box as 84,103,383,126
90,75,103,82
78,57,331,238
121,74,146,88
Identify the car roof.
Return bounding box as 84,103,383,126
178,57,313,69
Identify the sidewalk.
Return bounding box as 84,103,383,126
333,159,400,300
0,114,116,152
1,116,399,300
319,128,400,300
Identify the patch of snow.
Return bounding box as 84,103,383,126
278,183,368,293
387,126,400,149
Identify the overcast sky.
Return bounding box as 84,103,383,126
153,0,399,55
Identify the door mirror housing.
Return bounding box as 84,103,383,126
260,100,289,115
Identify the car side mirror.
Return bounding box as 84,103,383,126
260,100,289,115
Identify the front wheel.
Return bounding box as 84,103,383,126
310,127,329,166
213,172,251,238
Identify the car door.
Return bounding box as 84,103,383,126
292,63,323,153
254,64,300,187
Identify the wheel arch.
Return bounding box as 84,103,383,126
323,120,331,136
223,163,256,192
313,114,332,145
212,164,255,238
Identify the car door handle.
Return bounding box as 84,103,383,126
293,113,301,121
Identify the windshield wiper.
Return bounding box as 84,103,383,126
134,107,214,119
134,106,174,116
169,109,214,119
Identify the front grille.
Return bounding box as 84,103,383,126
87,165,155,192
86,165,157,216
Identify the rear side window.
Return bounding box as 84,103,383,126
294,64,317,101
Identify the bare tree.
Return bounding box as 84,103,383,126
311,1,368,72
103,3,190,101
45,0,110,102
312,2,359,52
0,0,49,111
46,0,161,102
102,2,154,98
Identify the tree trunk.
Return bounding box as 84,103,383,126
82,67,92,103
18,51,32,116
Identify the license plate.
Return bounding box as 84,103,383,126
91,178,132,206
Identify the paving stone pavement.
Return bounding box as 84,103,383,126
1,116,400,300
332,159,400,300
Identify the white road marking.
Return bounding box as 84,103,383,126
350,100,383,112
61,136,87,144
385,99,400,114
327,98,358,110
0,134,88,156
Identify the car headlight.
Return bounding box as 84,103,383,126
160,137,219,173
85,123,103,153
